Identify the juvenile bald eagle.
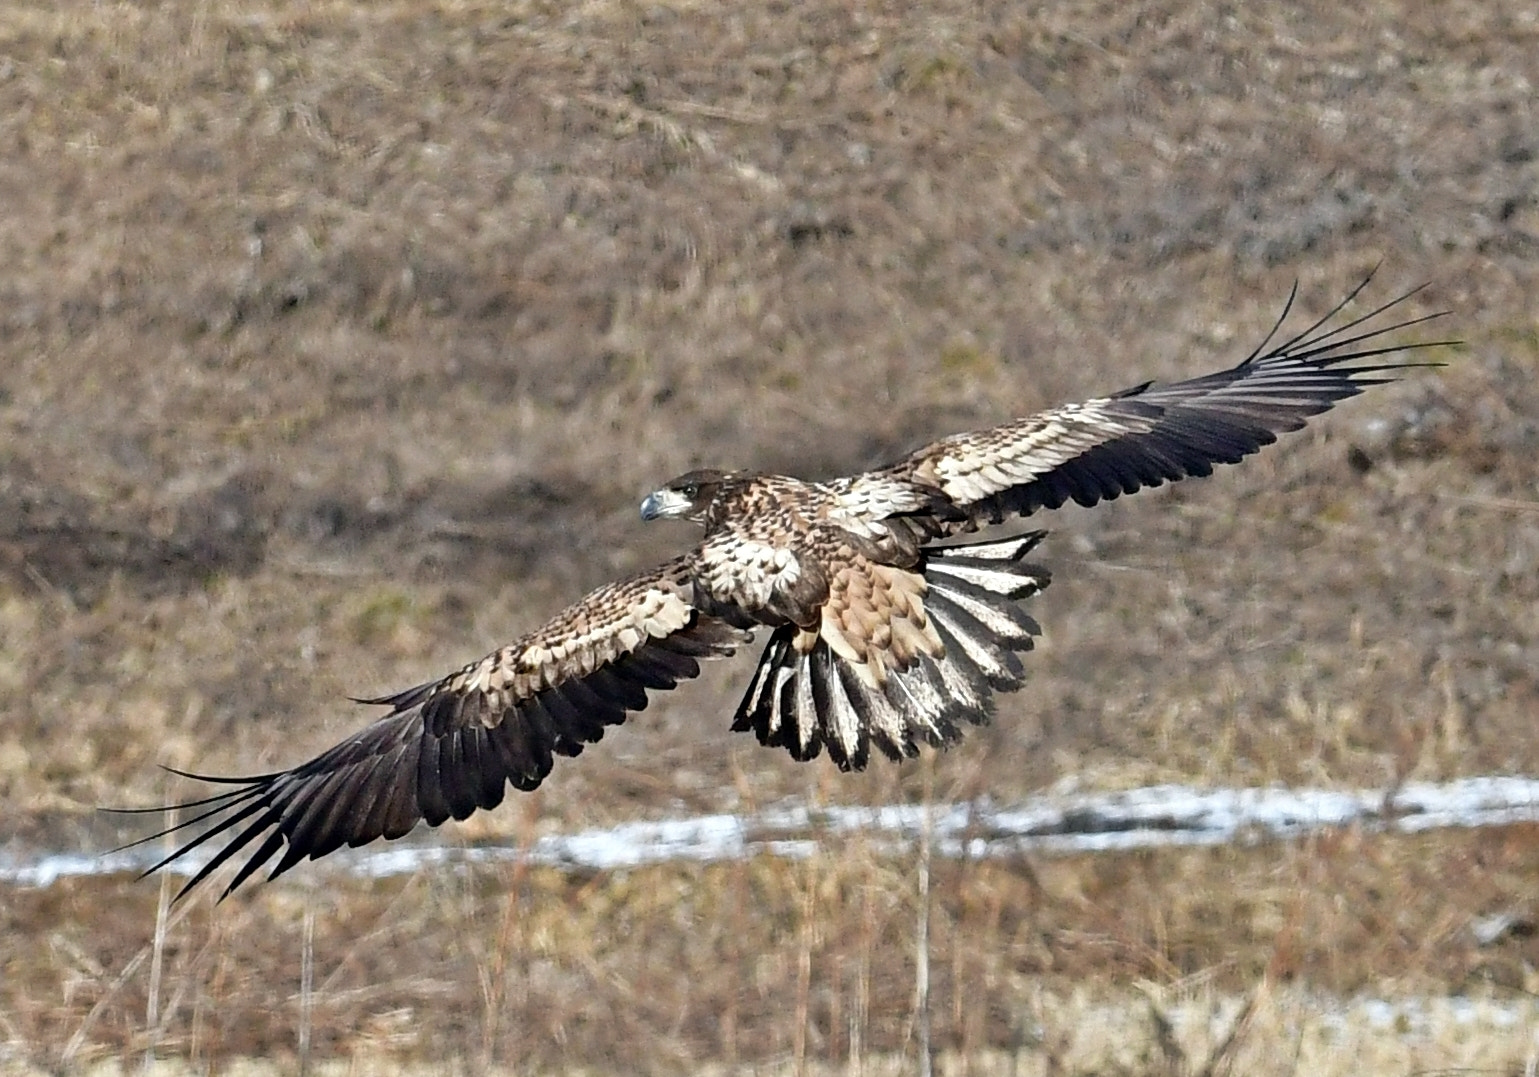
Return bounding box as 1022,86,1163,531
119,276,1447,897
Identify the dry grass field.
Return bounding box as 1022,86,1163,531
1,0,1537,1071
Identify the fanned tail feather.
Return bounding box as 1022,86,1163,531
731,532,1050,769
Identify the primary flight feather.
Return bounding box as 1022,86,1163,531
115,274,1450,898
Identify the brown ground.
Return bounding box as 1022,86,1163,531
2,0,1538,1072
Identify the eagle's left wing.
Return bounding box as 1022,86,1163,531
854,276,1451,532
112,558,748,899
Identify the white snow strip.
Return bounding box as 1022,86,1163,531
7,776,1539,889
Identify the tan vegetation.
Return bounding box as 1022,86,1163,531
1,0,1537,1071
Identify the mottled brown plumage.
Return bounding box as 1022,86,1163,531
116,275,1449,898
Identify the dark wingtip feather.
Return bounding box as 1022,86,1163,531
350,678,438,712
1252,277,1456,374
1241,277,1301,365
210,828,287,902
157,762,288,784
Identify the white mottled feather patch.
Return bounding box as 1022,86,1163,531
824,476,930,535
455,585,695,699
699,539,802,608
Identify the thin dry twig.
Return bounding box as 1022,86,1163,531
299,904,316,1077
478,793,541,1067
1194,975,1271,1077
913,756,935,1077
794,852,816,1077
140,853,173,1074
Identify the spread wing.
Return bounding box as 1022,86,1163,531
851,275,1452,531
113,558,748,899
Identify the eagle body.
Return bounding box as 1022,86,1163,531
119,276,1450,898
676,472,945,622
648,470,1047,768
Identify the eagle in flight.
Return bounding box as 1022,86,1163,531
120,276,1447,898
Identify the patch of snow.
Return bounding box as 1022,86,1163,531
5,776,1538,890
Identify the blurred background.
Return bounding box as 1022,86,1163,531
1,0,1535,1072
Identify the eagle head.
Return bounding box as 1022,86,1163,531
640,468,736,525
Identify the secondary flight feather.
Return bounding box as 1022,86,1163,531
115,274,1450,898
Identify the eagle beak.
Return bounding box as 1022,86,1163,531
640,489,690,521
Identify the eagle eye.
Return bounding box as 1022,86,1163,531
680,482,700,500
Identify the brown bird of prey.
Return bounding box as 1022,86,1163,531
119,275,1447,898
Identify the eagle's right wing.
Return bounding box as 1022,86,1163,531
114,558,748,899
859,276,1451,531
